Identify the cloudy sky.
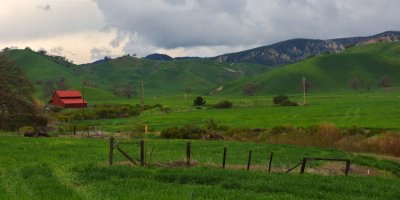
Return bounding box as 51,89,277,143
1,0,399,64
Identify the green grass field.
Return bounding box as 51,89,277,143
0,137,399,200
2,41,400,199
65,90,400,132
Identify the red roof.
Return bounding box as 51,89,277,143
55,90,82,98
60,98,87,104
51,90,87,108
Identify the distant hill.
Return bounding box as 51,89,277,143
214,31,400,66
82,55,268,96
144,53,202,61
220,42,400,95
144,53,173,61
4,36,400,102
4,49,268,102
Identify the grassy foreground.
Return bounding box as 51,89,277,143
0,136,399,199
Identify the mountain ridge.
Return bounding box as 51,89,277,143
213,31,400,66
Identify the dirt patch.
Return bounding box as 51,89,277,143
308,162,393,177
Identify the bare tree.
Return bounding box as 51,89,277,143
111,83,120,95
56,77,68,90
348,78,361,90
122,83,137,98
378,75,393,88
43,79,56,99
241,83,261,96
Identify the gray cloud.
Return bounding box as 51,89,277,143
95,0,400,56
37,4,51,11
90,47,111,60
50,46,63,55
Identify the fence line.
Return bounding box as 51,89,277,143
108,137,351,176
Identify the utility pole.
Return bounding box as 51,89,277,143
140,80,144,112
82,78,86,120
303,76,306,105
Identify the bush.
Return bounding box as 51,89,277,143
223,128,261,141
273,95,298,106
273,95,289,105
212,100,233,109
56,104,142,121
193,96,206,107
160,124,206,139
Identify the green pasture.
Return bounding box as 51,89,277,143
65,90,400,132
0,137,399,200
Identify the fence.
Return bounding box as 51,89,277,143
108,137,351,175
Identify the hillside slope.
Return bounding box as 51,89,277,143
221,42,400,95
4,49,269,101
83,56,268,96
214,31,400,66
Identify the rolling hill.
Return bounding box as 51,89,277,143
82,56,268,96
3,49,268,102
213,31,400,66
220,42,400,95
3,41,400,103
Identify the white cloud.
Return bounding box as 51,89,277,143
0,30,128,63
95,0,400,58
1,0,400,63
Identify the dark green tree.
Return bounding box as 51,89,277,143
0,54,36,129
193,96,206,106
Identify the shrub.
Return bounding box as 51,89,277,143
160,124,206,139
273,95,298,106
212,100,233,109
55,104,142,121
193,96,206,107
224,128,261,141
273,95,289,105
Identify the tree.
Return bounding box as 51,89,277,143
0,55,36,129
184,87,192,98
56,76,68,90
348,78,361,90
378,75,393,88
111,83,120,95
302,79,312,93
122,83,137,98
193,96,206,107
241,83,261,96
43,79,56,99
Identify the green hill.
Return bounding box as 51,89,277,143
4,49,268,103
4,49,86,101
5,42,400,102
81,56,268,96
221,42,400,95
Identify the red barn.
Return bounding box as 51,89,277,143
50,90,87,108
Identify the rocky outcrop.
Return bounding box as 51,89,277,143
214,31,400,66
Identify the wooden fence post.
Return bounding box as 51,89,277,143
300,158,307,174
186,142,191,167
73,125,76,135
247,150,252,171
345,160,351,176
268,152,273,173
222,147,227,169
140,140,145,166
109,137,114,165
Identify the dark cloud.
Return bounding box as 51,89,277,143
95,0,400,53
